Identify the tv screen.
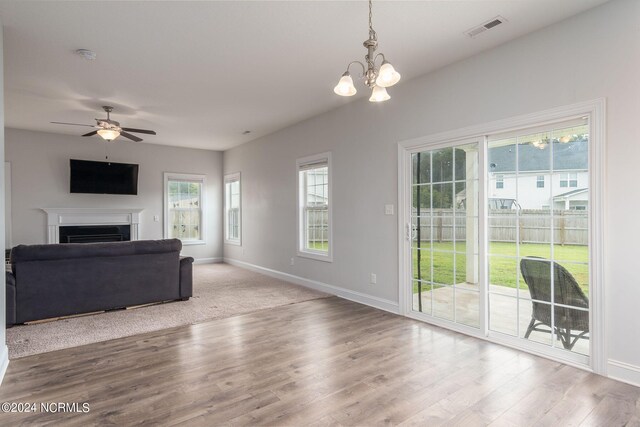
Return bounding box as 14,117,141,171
70,159,139,195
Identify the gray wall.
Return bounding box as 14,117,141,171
223,0,640,377
0,19,7,379
5,128,223,261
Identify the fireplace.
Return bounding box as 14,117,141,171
42,208,143,244
59,225,131,244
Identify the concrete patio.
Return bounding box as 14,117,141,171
412,283,589,356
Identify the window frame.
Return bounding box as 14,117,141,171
296,152,333,262
224,172,242,246
163,172,206,246
495,174,504,189
536,175,545,188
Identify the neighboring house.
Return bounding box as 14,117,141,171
553,188,588,210
487,138,588,210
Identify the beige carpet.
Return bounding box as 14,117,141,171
6,263,329,359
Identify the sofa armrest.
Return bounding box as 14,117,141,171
179,256,194,299
6,271,16,327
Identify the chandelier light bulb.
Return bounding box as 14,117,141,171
333,72,357,96
559,135,571,143
376,61,401,88
97,129,120,141
369,85,390,102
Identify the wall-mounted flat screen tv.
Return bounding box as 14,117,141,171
70,159,139,195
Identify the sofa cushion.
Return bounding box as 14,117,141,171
11,239,182,264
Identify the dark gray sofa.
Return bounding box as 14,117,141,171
6,239,193,327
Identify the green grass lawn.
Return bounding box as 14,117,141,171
307,242,328,251
306,239,589,294
412,241,589,295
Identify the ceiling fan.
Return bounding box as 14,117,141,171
51,106,156,142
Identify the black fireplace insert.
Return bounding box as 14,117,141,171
59,225,131,244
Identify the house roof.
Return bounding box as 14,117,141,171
489,140,588,173
553,188,588,200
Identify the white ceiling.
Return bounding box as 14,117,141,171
0,0,609,151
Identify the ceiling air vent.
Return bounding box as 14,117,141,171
465,16,507,38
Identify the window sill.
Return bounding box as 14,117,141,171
225,239,242,246
181,239,206,246
297,250,333,263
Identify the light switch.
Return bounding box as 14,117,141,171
384,204,394,215
153,215,160,222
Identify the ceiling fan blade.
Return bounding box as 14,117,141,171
51,121,96,128
121,127,156,135
119,131,143,142
81,130,98,137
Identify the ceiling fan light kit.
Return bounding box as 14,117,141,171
51,106,156,142
95,106,121,141
333,0,401,103
97,128,120,141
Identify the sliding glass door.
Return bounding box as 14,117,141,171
487,118,590,357
410,142,480,328
404,114,593,365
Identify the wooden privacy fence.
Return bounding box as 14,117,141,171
307,208,329,243
412,209,588,246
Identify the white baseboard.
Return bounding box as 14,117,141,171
0,344,8,386
223,258,399,315
608,359,640,387
193,257,223,265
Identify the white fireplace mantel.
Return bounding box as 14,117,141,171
42,208,144,244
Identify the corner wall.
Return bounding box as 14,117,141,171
0,20,8,384
223,0,640,383
5,129,223,262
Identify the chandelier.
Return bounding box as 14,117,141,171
333,0,401,102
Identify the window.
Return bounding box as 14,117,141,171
537,175,545,188
297,152,332,261
560,172,578,188
164,173,205,245
570,201,588,211
224,172,241,245
495,174,504,189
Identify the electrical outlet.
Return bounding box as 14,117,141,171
370,273,377,284
153,215,160,222
290,257,295,266
384,204,394,215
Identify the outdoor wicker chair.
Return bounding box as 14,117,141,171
519,257,589,350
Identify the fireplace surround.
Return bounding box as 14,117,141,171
42,208,143,244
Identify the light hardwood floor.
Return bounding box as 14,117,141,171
0,297,638,426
